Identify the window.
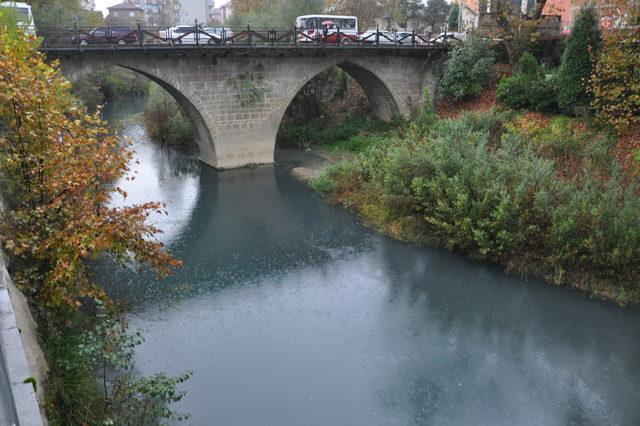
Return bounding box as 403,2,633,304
113,11,119,17
129,11,135,17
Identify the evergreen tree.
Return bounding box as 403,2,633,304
447,3,459,31
556,6,601,114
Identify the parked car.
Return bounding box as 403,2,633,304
160,25,222,44
204,27,234,41
358,30,397,44
74,27,137,45
433,31,467,43
395,31,426,45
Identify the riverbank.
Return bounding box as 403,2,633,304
297,110,640,307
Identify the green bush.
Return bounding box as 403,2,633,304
315,110,640,294
142,84,194,146
556,6,601,114
439,35,496,102
497,52,556,111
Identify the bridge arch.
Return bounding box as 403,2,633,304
269,58,403,153
116,66,216,165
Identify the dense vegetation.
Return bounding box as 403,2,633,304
497,52,555,112
0,17,190,424
439,35,496,102
312,110,640,304
142,84,194,147
309,5,640,305
72,68,148,112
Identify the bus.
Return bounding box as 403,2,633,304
295,14,358,45
0,2,35,34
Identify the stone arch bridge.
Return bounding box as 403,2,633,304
45,46,448,169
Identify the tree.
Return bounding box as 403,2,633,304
423,0,450,32
0,20,181,307
488,0,553,64
146,0,181,27
556,6,601,114
326,0,385,30
229,0,324,28
439,35,496,101
447,3,459,31
590,27,640,131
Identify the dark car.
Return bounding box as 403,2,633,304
74,27,137,46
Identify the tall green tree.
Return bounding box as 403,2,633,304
424,0,450,31
447,3,459,31
556,6,601,114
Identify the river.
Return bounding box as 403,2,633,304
96,98,640,425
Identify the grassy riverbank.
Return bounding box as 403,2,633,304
310,109,640,306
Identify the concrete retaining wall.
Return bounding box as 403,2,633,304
0,197,47,425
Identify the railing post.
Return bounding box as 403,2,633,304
222,27,226,44
337,26,340,46
412,28,416,46
195,19,199,45
375,26,379,46
137,19,143,46
74,18,79,47
323,26,327,46
247,24,252,46
293,25,297,45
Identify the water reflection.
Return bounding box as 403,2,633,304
98,100,640,426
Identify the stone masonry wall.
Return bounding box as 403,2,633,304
57,50,447,169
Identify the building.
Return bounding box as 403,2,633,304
208,0,233,25
105,1,144,26
180,0,208,24
131,1,181,26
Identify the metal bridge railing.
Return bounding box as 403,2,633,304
36,21,459,50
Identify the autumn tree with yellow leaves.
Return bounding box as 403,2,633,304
0,20,181,309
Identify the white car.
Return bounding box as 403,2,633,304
358,30,397,44
161,25,222,44
433,31,467,43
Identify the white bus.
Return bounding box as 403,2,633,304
295,14,358,45
0,2,36,35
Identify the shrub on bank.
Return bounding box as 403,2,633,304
497,52,556,111
313,110,640,302
142,84,194,146
439,35,496,102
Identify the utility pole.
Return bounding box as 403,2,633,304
458,0,462,32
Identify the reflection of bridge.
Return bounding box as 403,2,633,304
43,29,449,169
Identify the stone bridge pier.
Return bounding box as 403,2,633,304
51,48,447,169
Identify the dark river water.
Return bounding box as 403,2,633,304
97,99,640,426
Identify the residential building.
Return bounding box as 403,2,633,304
131,1,181,26
208,0,232,25
180,0,207,24
105,1,144,26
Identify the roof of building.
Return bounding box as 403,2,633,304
107,1,143,11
